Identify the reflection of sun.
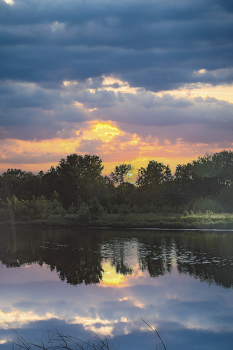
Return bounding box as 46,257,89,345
101,262,125,285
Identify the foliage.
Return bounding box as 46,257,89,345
78,202,91,224
6,195,65,220
89,197,105,220
110,163,133,184
192,197,224,213
136,161,172,189
1,151,233,222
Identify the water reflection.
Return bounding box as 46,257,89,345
0,228,233,288
0,229,103,285
0,227,233,350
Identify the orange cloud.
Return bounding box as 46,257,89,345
0,120,231,175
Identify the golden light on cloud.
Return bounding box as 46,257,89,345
101,75,139,94
74,101,97,112
161,84,233,103
190,84,233,103
0,110,231,175
91,122,122,142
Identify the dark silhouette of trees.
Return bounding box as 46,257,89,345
110,163,133,185
136,161,172,189
43,154,104,208
1,150,233,214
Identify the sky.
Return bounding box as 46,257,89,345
0,0,233,175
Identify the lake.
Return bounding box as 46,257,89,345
0,227,233,349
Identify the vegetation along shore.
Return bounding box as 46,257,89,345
1,150,233,229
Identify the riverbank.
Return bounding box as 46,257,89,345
2,212,233,230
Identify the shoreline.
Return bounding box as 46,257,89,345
1,216,233,231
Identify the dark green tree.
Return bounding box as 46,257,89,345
174,151,233,205
110,163,133,185
1,169,43,200
136,161,171,189
55,154,104,208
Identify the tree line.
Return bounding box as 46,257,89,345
1,150,233,220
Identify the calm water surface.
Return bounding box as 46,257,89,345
0,227,233,349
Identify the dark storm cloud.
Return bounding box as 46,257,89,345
0,0,233,90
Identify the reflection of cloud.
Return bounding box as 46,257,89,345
4,0,14,5
0,257,233,350
0,309,59,328
72,316,118,336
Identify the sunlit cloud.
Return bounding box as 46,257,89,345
101,75,139,94
0,76,233,174
1,116,231,175
165,83,233,104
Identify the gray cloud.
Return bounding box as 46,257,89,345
0,0,233,91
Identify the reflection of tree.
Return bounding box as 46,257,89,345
137,234,173,277
174,232,233,289
101,239,133,276
106,230,233,289
0,228,233,289
137,230,233,288
0,227,103,285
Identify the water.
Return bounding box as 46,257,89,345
0,227,233,349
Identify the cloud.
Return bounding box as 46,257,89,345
0,0,233,171
0,0,233,90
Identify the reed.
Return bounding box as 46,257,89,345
5,319,166,350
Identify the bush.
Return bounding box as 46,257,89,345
117,203,132,214
192,197,224,213
78,202,91,224
0,208,13,221
89,197,105,220
6,195,65,221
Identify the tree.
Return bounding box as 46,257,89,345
174,151,233,201
136,161,171,189
55,154,104,208
1,169,43,200
110,164,133,185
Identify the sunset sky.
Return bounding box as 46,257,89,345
1,0,233,175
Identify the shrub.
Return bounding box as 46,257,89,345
78,202,91,224
89,197,104,220
192,197,224,213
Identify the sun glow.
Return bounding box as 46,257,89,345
78,121,123,144
101,262,126,286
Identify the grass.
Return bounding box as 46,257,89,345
5,320,166,350
11,329,116,350
2,211,233,230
